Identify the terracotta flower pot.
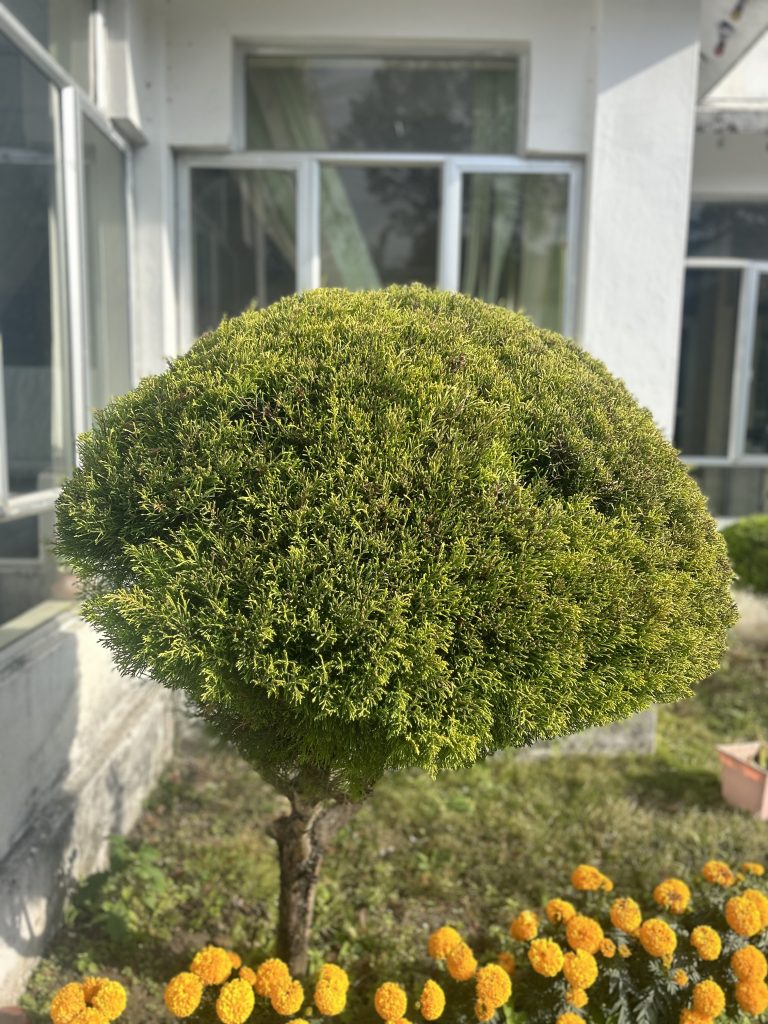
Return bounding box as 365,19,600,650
717,742,768,820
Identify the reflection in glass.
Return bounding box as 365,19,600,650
246,56,518,154
320,165,439,289
0,32,72,496
461,174,568,331
674,269,740,456
3,0,92,91
689,466,768,518
191,169,296,335
746,275,768,453
688,202,768,260
83,120,131,413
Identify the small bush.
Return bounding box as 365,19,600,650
721,515,768,593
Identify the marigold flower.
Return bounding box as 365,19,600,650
571,864,612,892
744,888,768,928
227,952,242,970
732,945,768,981
69,1011,108,1024
527,939,564,978
271,980,304,1016
638,918,677,958
314,962,350,1014
679,1011,711,1024
239,966,257,986
318,964,349,992
618,943,632,959
566,987,588,1009
672,969,689,987
81,978,107,1005
690,925,721,961
446,942,478,981
702,860,735,886
546,899,576,925
735,979,768,1015
475,964,512,1007
428,926,462,960
50,983,87,1024
562,950,598,990
610,897,642,934
743,862,766,876
164,973,204,1018
90,980,127,1021
509,910,538,942
254,959,291,998
374,982,408,1021
216,978,256,1024
474,999,494,1022
725,895,762,937
556,1014,584,1024
565,915,604,955
496,952,516,976
190,946,233,986
599,939,616,958
692,979,725,1018
418,980,445,1021
653,878,691,914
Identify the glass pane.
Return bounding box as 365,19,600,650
0,32,73,497
688,466,768,518
746,274,768,453
245,56,519,153
191,168,296,335
0,511,76,626
320,165,439,289
674,269,740,456
688,202,768,260
83,119,131,413
461,173,568,331
3,0,92,91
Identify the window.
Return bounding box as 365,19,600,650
179,53,579,344
1,0,93,91
675,201,768,516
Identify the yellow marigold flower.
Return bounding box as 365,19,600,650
428,926,462,960
546,899,576,925
227,952,242,970
81,978,107,1005
562,950,598,990
653,878,691,915
692,979,725,1018
239,966,257,986
565,915,604,955
735,979,768,1015
318,964,349,993
571,864,613,892
556,1014,584,1024
474,999,494,1023
374,982,408,1021
618,943,632,959
216,978,255,1024
271,980,304,1017
679,1011,711,1024
702,860,735,887
690,925,721,961
732,945,768,981
744,888,768,929
314,984,346,1017
743,862,766,876
599,939,616,959
289,1020,309,1024
164,973,204,1018
725,895,762,937
69,1011,108,1024
509,910,538,942
527,939,564,978
190,946,233,986
566,987,588,1009
475,964,512,1008
254,959,291,998
638,918,677,958
446,942,478,982
50,982,86,1024
672,969,689,987
496,952,516,976
418,980,446,1021
610,897,642,934
90,980,127,1021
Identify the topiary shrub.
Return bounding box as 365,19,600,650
55,285,736,972
721,515,768,594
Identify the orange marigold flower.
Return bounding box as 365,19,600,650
509,910,538,942
474,999,494,1023
653,878,691,914
599,939,616,959
271,981,304,1017
254,959,291,998
90,980,127,1021
610,897,642,934
744,888,768,929
692,979,725,1018
556,1014,584,1024
735,979,768,1015
69,1011,108,1024
496,952,516,976
702,860,735,887
638,918,677,958
238,966,257,986
446,942,478,982
571,864,612,892
318,964,349,992
314,983,346,1017
418,980,445,1021
164,973,204,1019
672,969,689,988
618,943,632,959
743,862,766,876
81,978,107,1005
562,951,598,990
566,987,588,1009
527,939,564,978
475,964,512,1008
732,945,768,981
190,946,233,986
565,915,604,955
375,983,408,1021
216,979,256,1024
546,899,576,925
428,927,462,960
227,952,242,970
725,895,762,937
50,982,87,1024
690,925,721,961
679,1011,712,1024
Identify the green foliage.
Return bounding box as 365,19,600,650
722,515,768,593
56,285,736,796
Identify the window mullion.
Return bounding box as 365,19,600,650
296,158,320,290
437,159,462,292
729,265,759,460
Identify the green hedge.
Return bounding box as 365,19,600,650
721,515,768,594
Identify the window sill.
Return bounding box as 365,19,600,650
0,598,79,653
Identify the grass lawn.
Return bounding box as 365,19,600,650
20,595,768,1024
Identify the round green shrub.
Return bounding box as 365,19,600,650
721,514,768,593
56,286,736,796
